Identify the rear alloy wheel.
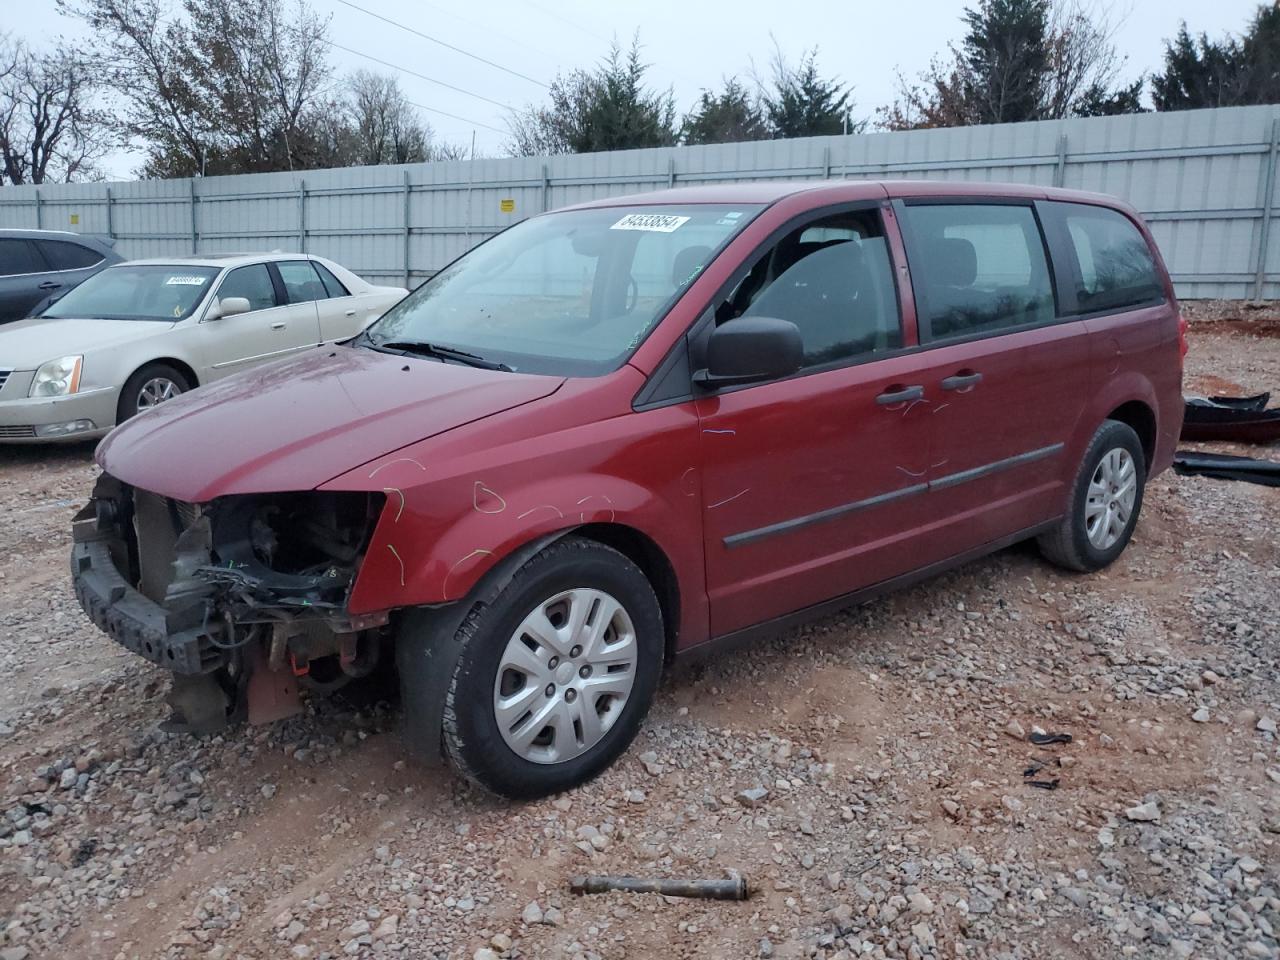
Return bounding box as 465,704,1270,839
435,538,662,799
1037,419,1146,572
117,363,192,424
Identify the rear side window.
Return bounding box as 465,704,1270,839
36,239,104,271
312,261,349,297
217,264,277,312
277,260,330,304
0,238,46,276
1049,203,1164,312
901,203,1055,341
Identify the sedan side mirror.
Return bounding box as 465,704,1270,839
693,316,803,388
207,296,251,320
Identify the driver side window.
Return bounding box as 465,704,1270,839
718,210,903,369
217,264,277,312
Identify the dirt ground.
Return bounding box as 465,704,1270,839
0,316,1277,960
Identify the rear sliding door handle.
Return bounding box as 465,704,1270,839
941,371,983,391
876,384,924,405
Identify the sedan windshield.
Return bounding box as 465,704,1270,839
364,204,763,375
42,264,220,321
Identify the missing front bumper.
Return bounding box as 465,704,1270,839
71,536,228,675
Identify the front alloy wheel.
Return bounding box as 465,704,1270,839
136,376,183,412
429,538,663,799
494,588,638,764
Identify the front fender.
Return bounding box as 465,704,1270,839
358,472,681,607
325,398,709,648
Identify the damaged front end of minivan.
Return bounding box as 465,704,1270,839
71,473,388,732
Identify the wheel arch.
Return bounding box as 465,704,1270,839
1104,399,1157,469
572,522,682,665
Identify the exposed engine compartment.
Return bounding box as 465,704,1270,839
72,473,388,731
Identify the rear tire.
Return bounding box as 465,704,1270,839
428,538,662,799
117,363,191,425
1038,419,1146,572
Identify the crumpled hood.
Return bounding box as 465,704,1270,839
97,346,564,501
0,317,174,369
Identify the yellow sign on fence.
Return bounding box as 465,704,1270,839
500,198,515,213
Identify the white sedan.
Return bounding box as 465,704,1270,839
0,253,406,442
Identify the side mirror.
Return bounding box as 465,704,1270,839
208,296,251,320
693,316,803,388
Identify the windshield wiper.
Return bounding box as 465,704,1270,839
371,339,513,372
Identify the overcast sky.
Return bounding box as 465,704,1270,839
18,0,1269,179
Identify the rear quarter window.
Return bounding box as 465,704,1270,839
36,239,104,271
1047,202,1164,313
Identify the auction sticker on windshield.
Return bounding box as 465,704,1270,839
610,213,691,233
165,275,209,286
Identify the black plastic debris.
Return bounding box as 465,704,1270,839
1173,451,1280,487
1028,731,1073,746
1023,756,1063,791
570,874,749,900
1182,392,1280,443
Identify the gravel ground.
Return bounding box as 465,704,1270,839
0,321,1277,960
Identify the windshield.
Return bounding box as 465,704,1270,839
42,264,220,321
364,204,762,375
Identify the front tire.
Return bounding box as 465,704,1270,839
117,363,191,425
432,538,663,799
1038,419,1146,572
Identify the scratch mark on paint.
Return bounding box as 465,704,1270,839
576,494,616,523
708,488,749,509
931,459,949,468
473,481,507,514
680,467,697,496
901,399,926,416
386,543,405,587
702,428,736,436
932,403,950,414
517,504,565,520
443,548,494,600
382,487,405,522
896,465,927,478
369,457,426,479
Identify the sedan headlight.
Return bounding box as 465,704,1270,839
30,355,84,397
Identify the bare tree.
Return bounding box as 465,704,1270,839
61,0,336,177
0,35,107,184
879,0,1141,130
58,0,214,176
349,70,429,165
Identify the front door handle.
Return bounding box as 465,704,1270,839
271,321,286,330
876,384,924,406
37,281,62,290
345,309,357,316
941,371,983,391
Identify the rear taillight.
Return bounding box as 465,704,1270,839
1177,314,1189,358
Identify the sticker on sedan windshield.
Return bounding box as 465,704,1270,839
610,214,691,233
165,275,208,286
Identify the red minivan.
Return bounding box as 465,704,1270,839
71,180,1184,798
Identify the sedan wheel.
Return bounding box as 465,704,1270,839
137,377,182,412
493,588,638,765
